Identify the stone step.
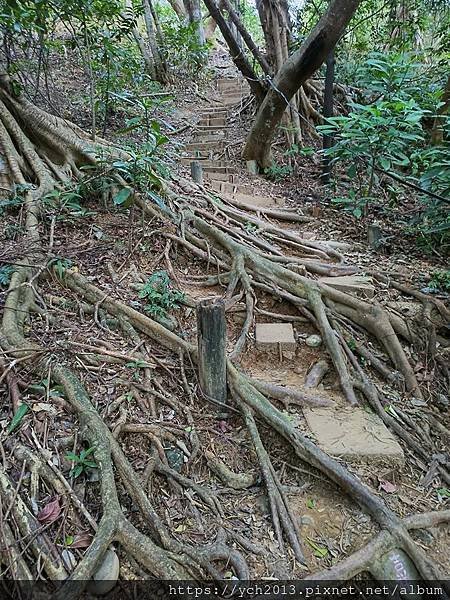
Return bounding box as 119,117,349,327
222,192,285,208
221,88,246,96
201,165,237,173
209,181,253,195
185,141,225,152
303,406,404,464
318,275,375,298
217,77,245,87
220,95,245,104
180,158,229,168
192,131,225,142
197,118,227,127
199,108,229,115
182,150,216,159
204,172,240,183
255,322,296,352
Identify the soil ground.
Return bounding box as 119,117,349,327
0,48,448,583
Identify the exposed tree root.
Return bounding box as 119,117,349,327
0,82,449,585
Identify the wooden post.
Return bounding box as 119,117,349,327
321,49,335,184
367,222,383,249
190,161,203,185
197,298,227,405
246,160,259,175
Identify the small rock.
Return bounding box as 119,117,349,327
436,394,449,409
165,447,184,472
87,548,120,596
300,515,315,526
61,549,77,571
305,335,322,348
282,350,295,360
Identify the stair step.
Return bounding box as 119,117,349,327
204,172,240,183
180,158,229,167
199,106,228,119
318,275,375,298
185,141,225,151
192,132,225,142
222,192,285,208
197,118,228,127
210,181,253,194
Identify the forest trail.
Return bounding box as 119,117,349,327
178,72,403,464
0,40,448,589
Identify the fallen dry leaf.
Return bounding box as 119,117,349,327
378,479,397,494
71,532,93,549
37,497,62,524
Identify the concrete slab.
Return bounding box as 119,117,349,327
210,181,253,194
303,406,404,464
180,158,229,168
192,132,225,142
222,193,285,208
319,275,375,298
185,141,224,152
255,322,296,352
204,172,240,183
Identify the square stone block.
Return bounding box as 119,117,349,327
303,406,404,464
255,322,296,352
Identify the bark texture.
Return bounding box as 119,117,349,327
243,0,361,167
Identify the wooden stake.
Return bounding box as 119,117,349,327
190,161,203,185
197,298,227,405
367,223,383,249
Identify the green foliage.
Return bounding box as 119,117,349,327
65,448,98,479
138,270,184,318
0,265,14,287
7,404,29,434
264,163,292,182
284,144,315,158
319,52,449,249
43,187,96,221
51,258,73,279
428,270,450,293
154,7,210,76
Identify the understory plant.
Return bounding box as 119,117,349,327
318,52,449,248
138,270,184,318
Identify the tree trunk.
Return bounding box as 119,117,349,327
243,0,361,167
183,0,206,45
220,0,271,75
321,49,335,183
142,0,169,83
431,74,450,145
202,0,267,103
168,0,187,19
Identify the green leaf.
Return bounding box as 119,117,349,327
306,498,316,509
65,535,74,546
71,465,83,479
379,157,391,170
347,164,357,179
7,404,29,433
306,538,329,558
65,452,81,462
113,187,132,206
437,487,450,499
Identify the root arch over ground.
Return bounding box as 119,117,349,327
0,83,449,589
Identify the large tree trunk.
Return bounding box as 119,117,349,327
243,0,361,167
431,74,450,145
221,0,271,75
183,0,206,45
202,0,267,103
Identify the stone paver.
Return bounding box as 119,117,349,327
223,193,285,208
255,322,296,352
319,275,375,298
303,405,404,464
